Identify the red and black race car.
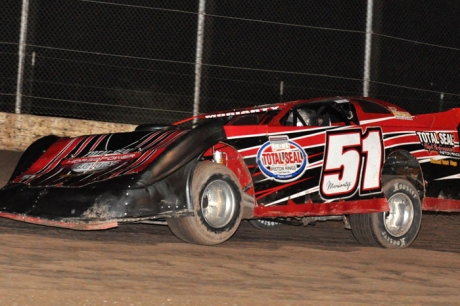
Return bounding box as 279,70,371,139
2,96,460,248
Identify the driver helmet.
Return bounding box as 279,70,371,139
297,109,319,126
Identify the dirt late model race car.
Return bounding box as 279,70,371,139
1,96,460,248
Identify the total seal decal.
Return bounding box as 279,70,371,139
416,131,460,157
257,135,308,182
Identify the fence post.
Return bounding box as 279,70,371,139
279,81,284,102
16,0,30,114
193,0,206,119
439,92,444,112
363,0,374,97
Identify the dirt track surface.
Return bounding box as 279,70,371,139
1,151,460,305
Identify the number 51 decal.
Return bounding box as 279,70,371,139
320,127,384,200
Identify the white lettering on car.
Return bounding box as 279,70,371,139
320,127,384,199
204,106,280,118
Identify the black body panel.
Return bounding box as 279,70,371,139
0,121,226,222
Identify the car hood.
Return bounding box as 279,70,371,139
11,128,191,187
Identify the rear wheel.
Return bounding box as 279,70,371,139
167,162,243,245
350,178,422,248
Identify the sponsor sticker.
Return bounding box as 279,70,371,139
429,158,457,167
61,151,141,173
388,107,412,120
257,136,307,182
416,131,460,157
70,161,120,173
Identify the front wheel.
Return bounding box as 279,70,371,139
167,162,243,245
350,178,422,248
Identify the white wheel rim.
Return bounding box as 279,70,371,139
201,180,236,228
383,192,414,237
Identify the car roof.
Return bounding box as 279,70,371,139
173,96,411,126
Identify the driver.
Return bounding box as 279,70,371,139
287,108,327,126
297,109,320,126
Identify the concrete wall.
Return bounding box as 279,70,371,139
0,112,137,151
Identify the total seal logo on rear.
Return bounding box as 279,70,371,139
257,136,308,182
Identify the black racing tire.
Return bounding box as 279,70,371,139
249,219,282,230
350,178,422,248
167,162,243,245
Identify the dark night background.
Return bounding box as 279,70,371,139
1,0,460,124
